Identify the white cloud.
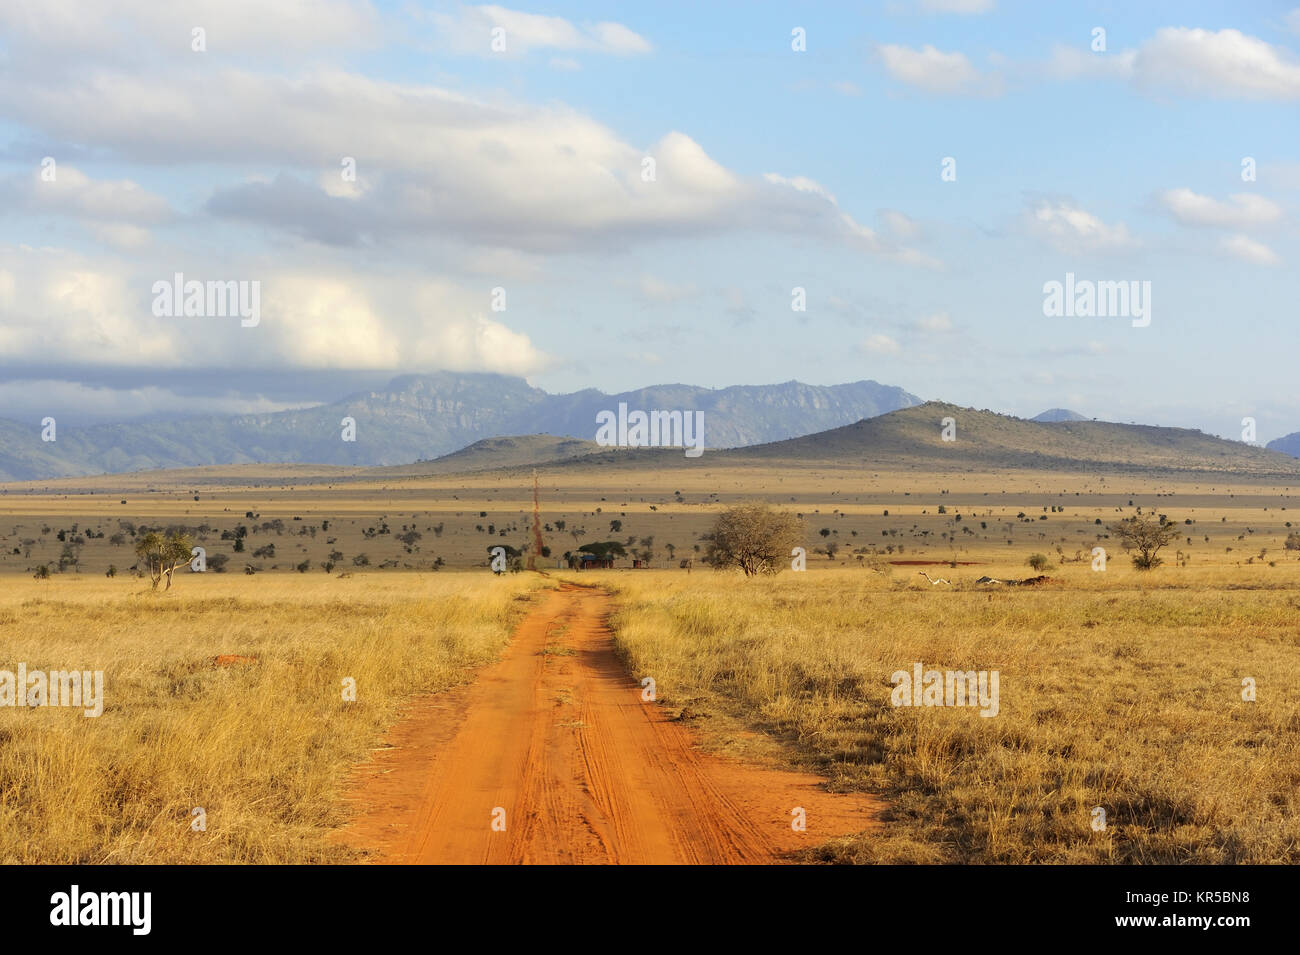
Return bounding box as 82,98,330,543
1157,189,1284,229
0,0,379,64
1132,27,1300,100
85,223,153,250
0,244,549,375
915,0,994,12
861,333,902,355
1045,44,1137,80
762,172,837,206
1220,234,1280,265
915,312,953,333
2,166,171,225
639,276,697,304
877,44,998,94
0,379,317,421
1027,199,1135,252
1043,27,1300,101
0,16,936,265
879,209,922,240
431,5,651,56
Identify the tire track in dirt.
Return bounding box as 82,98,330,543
338,582,882,864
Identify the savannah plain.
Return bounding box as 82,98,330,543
2,450,1298,863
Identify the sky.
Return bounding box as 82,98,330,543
0,1,1298,440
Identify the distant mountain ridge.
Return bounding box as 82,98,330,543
0,373,921,481
1266,431,1300,459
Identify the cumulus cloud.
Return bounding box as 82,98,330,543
429,4,651,56
1041,27,1300,101
877,44,999,94
1220,234,1281,265
0,0,379,66
1157,189,1284,229
0,11,933,265
1026,199,1135,252
915,0,994,12
0,244,549,375
879,209,922,240
0,167,172,250
914,312,953,333
1133,27,1300,100
861,333,902,355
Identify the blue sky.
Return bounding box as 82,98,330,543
0,1,1298,440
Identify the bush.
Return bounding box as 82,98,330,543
1027,553,1051,572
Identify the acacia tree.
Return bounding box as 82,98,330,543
701,501,804,576
134,531,195,590
1108,508,1179,570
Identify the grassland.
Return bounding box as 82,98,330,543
603,564,1300,863
2,460,1299,864
0,572,547,863
4,463,1300,578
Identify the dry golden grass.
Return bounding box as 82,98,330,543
599,564,1300,863
0,571,548,863
5,461,1300,864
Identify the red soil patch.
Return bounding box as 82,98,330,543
336,583,883,864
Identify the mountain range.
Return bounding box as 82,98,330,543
0,373,921,481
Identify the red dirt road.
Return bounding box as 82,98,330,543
339,582,881,864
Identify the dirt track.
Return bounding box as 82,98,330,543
340,582,881,864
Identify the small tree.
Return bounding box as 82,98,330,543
1109,508,1180,570
1027,553,1050,572
134,531,195,590
701,501,803,577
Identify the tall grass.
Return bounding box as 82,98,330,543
601,565,1300,863
0,572,546,863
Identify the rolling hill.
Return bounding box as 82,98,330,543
529,401,1300,478
722,402,1300,476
